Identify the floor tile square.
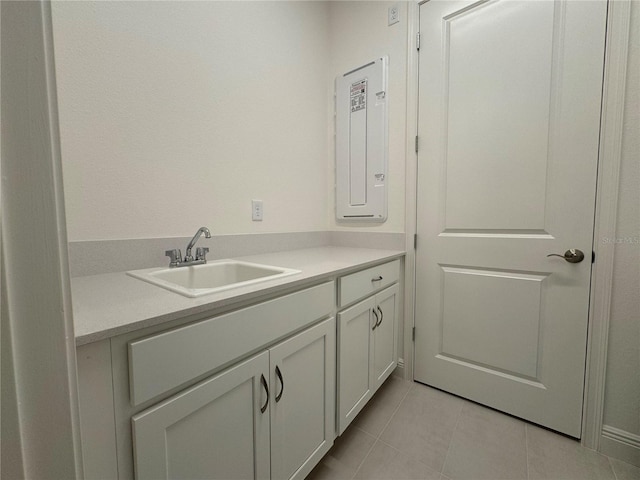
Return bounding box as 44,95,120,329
442,401,527,480
527,424,616,480
352,375,413,437
354,441,440,480
307,427,376,480
609,458,640,480
379,383,463,472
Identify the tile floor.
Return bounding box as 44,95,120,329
308,376,640,480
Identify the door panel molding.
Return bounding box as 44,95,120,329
439,229,554,238
438,265,547,380
440,0,557,233
434,354,547,389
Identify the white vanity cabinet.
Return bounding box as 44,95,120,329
337,260,399,434
131,317,335,480
75,253,405,480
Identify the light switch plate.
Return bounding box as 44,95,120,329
252,200,263,221
388,4,399,26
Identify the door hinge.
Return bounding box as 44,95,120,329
416,32,421,51
415,135,419,153
412,326,416,341
592,250,596,263
414,233,417,249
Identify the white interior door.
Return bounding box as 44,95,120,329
414,0,607,437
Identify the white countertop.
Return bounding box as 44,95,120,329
72,246,405,345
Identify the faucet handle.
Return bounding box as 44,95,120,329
165,249,182,267
195,247,209,262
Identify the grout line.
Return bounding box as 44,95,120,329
607,456,619,480
376,437,442,476
351,381,415,479
343,421,377,441
439,398,466,476
354,425,375,438
375,381,415,439
525,424,530,480
350,438,379,480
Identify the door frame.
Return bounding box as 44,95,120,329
403,0,632,450
1,0,84,477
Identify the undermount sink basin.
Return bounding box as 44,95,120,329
127,260,301,298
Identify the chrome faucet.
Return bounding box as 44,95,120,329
165,226,211,268
185,227,211,261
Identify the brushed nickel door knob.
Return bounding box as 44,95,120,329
547,249,585,263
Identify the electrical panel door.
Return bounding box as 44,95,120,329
335,57,388,222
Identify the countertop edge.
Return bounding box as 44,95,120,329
74,247,405,346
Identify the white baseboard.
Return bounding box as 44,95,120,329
393,358,407,380
600,425,640,467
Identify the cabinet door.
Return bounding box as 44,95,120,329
337,297,376,435
132,351,270,480
270,318,336,480
372,284,399,391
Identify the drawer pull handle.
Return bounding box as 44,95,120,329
371,276,383,282
376,306,384,327
372,308,379,330
275,366,284,402
260,374,269,414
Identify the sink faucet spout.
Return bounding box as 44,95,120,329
185,227,211,261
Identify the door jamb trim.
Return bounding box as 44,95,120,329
581,0,631,450
402,0,421,383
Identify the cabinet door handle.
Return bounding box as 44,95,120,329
275,366,284,402
371,276,383,282
376,306,384,327
260,374,269,414
372,308,379,331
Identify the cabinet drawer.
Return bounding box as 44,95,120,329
128,281,334,406
338,260,400,308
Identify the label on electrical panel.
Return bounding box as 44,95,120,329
350,79,367,112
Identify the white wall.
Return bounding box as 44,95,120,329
52,1,330,241
327,1,408,233
603,0,640,441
